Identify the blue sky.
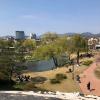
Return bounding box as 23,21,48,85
0,0,100,36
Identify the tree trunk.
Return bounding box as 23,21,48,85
9,66,13,81
52,56,58,67
77,51,80,65
68,54,71,60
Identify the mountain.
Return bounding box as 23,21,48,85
81,32,94,38
39,32,100,38
65,32,76,36
96,33,100,37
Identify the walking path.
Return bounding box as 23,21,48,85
79,56,100,96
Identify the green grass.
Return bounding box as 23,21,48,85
82,60,93,66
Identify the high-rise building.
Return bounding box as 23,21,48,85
16,31,25,40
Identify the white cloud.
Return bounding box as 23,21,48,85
20,13,51,20
20,15,38,19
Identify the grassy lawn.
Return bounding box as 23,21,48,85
36,73,80,92
23,64,92,92
23,67,80,92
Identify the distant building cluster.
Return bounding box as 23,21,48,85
0,31,40,41
0,31,100,50
15,31,38,40
88,38,100,50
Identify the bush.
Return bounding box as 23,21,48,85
56,73,67,80
15,66,27,72
82,60,93,66
50,73,67,84
14,83,25,90
23,82,37,90
0,72,8,80
50,79,60,84
31,76,47,84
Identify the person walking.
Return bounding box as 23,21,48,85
76,75,81,83
87,82,91,91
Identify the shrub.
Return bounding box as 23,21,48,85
50,73,67,84
23,82,37,90
15,66,27,72
50,79,60,84
31,76,47,84
82,60,93,66
14,83,25,90
56,73,67,80
0,72,8,80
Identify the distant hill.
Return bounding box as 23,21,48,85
39,32,100,38
65,32,100,38
81,32,94,38
96,33,100,37
65,32,77,36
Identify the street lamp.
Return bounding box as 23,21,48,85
71,59,75,80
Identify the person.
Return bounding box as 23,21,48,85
76,75,81,83
87,82,91,91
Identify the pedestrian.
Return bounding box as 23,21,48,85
87,82,91,91
76,75,81,83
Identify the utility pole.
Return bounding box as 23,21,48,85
71,59,74,80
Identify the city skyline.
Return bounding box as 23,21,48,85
0,0,100,35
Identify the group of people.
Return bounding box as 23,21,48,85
16,75,31,83
76,75,91,91
80,53,93,59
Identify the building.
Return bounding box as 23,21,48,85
30,33,37,39
88,38,99,49
95,45,100,50
16,31,25,40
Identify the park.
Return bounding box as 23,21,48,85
0,33,100,96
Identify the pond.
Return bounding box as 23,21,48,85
26,59,56,72
26,55,69,72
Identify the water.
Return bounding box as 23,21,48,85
26,56,69,72
27,59,56,72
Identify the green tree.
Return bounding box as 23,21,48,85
72,34,88,64
41,32,58,44
0,40,15,81
22,39,36,51
33,43,63,67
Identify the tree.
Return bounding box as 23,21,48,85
66,38,74,60
0,40,15,81
72,34,88,64
33,43,63,67
33,35,74,67
41,32,58,44
22,39,36,51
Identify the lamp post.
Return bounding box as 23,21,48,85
71,59,75,80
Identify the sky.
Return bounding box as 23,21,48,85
0,0,100,36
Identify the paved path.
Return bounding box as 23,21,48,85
79,59,100,96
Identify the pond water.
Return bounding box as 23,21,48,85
27,59,56,72
26,56,69,72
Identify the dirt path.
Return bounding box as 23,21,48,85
79,57,100,96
